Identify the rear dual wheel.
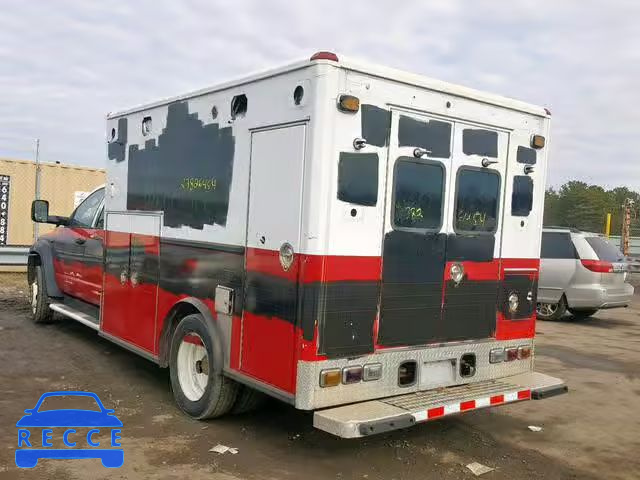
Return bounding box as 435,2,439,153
169,314,266,419
169,314,238,419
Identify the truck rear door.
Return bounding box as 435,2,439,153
378,110,507,346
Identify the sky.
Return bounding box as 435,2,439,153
0,0,638,189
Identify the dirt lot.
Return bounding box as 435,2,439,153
0,273,638,480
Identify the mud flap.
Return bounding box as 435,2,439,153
313,371,566,438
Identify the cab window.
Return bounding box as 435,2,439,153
70,188,104,227
454,168,500,233
392,158,444,231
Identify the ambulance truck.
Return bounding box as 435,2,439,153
29,52,566,437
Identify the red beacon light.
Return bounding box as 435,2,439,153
310,51,339,62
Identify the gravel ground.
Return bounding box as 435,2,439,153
0,272,638,479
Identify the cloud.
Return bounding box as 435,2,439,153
0,0,638,189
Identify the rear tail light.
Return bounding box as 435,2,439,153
505,347,518,362
363,363,382,382
581,259,613,273
319,369,341,387
398,361,417,387
489,348,505,363
517,345,532,360
342,366,363,384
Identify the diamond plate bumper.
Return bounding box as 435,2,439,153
313,371,566,438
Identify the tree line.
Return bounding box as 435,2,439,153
544,181,640,236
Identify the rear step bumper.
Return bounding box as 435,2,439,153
313,372,566,438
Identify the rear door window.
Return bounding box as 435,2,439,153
392,158,444,231
454,168,500,233
540,232,578,259
585,237,625,262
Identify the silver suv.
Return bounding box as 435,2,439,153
537,228,634,320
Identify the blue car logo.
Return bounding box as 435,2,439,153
15,391,123,468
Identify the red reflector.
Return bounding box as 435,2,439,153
490,395,504,405
505,347,518,362
460,400,476,411
310,51,339,62
518,390,531,400
581,259,613,273
428,406,445,419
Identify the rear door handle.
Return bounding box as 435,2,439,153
74,238,86,245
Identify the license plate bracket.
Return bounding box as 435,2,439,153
419,359,457,390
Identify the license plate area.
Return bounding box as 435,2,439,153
419,359,457,390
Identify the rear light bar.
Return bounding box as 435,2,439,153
581,259,613,273
320,363,382,387
490,345,532,364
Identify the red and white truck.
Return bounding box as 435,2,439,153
29,51,566,437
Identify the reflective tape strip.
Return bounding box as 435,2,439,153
412,389,531,424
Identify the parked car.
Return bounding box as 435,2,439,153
537,228,634,320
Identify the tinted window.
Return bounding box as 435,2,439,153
454,169,500,233
540,232,577,259
512,176,533,216
392,158,444,230
71,188,104,227
337,153,378,206
585,237,625,262
517,146,537,164
397,115,452,158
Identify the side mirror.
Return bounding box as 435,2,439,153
31,200,50,223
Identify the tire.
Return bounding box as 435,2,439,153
231,385,267,414
536,296,567,321
568,308,598,319
169,313,238,419
29,265,54,324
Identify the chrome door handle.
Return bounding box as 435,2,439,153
481,158,499,167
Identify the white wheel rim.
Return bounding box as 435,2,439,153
30,280,38,314
176,333,209,402
537,302,557,317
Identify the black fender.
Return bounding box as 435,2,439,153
158,297,224,374
28,239,63,299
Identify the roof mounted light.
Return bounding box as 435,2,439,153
310,51,339,62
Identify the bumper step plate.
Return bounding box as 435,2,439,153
313,372,566,438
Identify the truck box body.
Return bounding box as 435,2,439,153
31,53,565,437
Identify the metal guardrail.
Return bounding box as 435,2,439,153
0,246,29,266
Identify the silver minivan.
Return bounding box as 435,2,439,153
537,228,634,320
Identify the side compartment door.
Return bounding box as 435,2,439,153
441,123,509,341
101,212,161,353
378,110,453,346
241,124,306,392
